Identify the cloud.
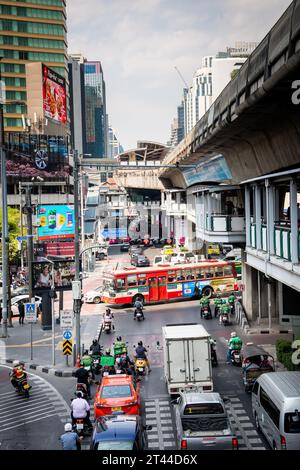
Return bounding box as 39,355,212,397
67,0,292,150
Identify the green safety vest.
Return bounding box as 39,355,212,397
228,296,235,304
82,356,92,367
200,297,209,307
214,298,222,305
221,304,230,314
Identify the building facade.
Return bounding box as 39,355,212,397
0,0,67,132
108,126,123,159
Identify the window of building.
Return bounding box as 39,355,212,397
127,275,137,287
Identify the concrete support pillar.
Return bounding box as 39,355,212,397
257,271,261,325
269,186,275,255
277,281,283,324
207,194,212,231
242,264,258,321
290,179,298,264
255,185,262,250
245,186,251,247
204,193,207,230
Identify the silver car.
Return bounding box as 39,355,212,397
173,392,238,450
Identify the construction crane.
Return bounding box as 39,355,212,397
174,66,189,88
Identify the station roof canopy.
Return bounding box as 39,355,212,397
117,141,170,162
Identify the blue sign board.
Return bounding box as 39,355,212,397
17,236,28,241
183,155,232,186
101,228,128,238
63,330,72,340
25,303,36,314
37,205,74,240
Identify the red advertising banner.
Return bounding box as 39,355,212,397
45,242,75,257
42,64,67,124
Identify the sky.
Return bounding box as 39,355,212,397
66,0,292,151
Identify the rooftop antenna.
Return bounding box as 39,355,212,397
174,66,189,88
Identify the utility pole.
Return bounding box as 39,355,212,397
73,150,82,362
0,56,9,338
24,186,34,301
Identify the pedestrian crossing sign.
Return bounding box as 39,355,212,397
25,303,37,323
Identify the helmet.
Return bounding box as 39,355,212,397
64,423,72,432
105,348,111,355
117,336,122,342
13,360,20,367
231,332,237,338
106,307,111,313
92,339,97,345
138,341,143,346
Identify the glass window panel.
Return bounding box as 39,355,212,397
215,267,224,277
224,265,233,276
127,275,137,287
205,267,214,279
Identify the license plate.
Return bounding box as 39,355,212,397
235,355,240,360
138,367,144,372
23,384,30,389
94,359,99,364
112,407,121,411
202,439,216,445
76,423,84,430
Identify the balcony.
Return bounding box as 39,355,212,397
197,213,246,244
163,202,187,215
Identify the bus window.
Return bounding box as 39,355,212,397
116,278,125,290
185,270,194,280
176,269,185,281
168,271,176,282
138,274,147,286
127,274,137,287
205,268,214,279
215,267,224,277
224,265,233,276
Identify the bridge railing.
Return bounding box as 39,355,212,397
205,214,245,232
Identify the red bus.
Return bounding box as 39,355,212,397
101,260,238,306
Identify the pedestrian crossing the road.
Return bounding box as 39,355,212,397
0,373,70,437
144,397,176,450
223,394,266,450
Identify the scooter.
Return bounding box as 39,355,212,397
14,377,31,398
134,358,147,376
220,312,230,326
72,418,92,437
75,383,89,401
103,319,113,333
202,306,212,320
91,355,102,376
134,307,145,321
230,349,242,366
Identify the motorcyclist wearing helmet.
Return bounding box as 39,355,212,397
209,338,218,365
219,301,231,324
70,391,92,429
134,299,144,319
135,341,151,372
74,360,92,399
114,336,127,356
199,295,211,319
103,308,114,328
214,294,223,318
89,339,102,356
100,348,115,374
227,332,243,363
10,360,27,389
60,423,82,450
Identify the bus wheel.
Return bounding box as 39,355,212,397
202,287,213,298
132,295,144,306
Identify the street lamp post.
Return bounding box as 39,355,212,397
73,150,82,362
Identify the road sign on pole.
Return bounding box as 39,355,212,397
60,310,73,330
25,303,37,323
63,330,72,340
63,339,72,355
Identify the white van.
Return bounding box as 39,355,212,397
170,252,196,264
153,255,171,266
252,371,300,450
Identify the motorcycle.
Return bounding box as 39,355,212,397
14,377,31,398
91,355,102,376
75,383,89,401
134,307,144,321
230,349,242,366
202,306,212,320
103,319,113,333
229,304,235,316
72,418,92,437
134,358,147,376
220,312,230,326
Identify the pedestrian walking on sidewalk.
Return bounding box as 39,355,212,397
18,301,25,325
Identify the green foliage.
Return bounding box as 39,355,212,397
0,207,21,263
276,338,300,371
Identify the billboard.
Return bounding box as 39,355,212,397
42,64,67,124
37,205,75,240
34,241,75,259
183,155,232,186
32,260,76,292
5,133,69,180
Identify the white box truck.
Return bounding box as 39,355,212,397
162,323,213,395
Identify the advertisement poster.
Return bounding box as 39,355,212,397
5,133,69,180
183,155,232,186
32,261,76,292
42,64,67,124
37,205,74,240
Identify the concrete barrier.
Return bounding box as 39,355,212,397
234,300,250,333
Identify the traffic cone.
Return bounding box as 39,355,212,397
75,354,81,368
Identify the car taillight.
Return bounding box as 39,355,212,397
280,435,287,450
234,283,238,291
232,437,238,450
181,439,187,450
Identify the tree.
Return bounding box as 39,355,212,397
0,207,21,263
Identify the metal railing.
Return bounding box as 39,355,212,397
205,214,245,232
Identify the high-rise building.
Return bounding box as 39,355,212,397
167,89,187,148
83,60,108,158
108,126,123,159
0,0,67,132
68,55,85,156
184,44,257,134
